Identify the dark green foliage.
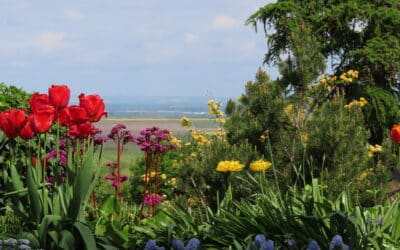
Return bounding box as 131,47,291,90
304,95,391,204
347,85,400,144
247,0,400,92
0,83,31,111
224,68,288,156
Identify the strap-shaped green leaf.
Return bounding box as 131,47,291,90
74,221,98,250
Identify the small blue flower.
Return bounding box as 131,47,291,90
250,235,274,250
3,238,18,245
184,238,200,250
265,240,274,250
145,240,157,250
285,238,296,247
18,245,32,250
307,240,321,250
145,239,164,250
171,239,185,250
254,234,266,244
18,239,30,246
329,235,349,250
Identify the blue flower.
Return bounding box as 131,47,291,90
285,238,296,247
145,239,165,250
18,239,30,246
265,240,274,250
329,235,349,250
250,234,274,250
3,238,18,245
184,238,200,250
171,239,185,250
307,240,321,250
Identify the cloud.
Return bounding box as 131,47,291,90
212,14,237,29
64,9,83,20
35,32,67,53
184,33,199,44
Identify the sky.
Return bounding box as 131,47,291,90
0,0,277,99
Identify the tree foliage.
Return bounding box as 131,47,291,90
247,0,400,92
0,83,31,111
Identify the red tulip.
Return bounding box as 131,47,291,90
391,124,400,144
48,84,70,109
32,157,38,167
0,109,28,138
59,106,88,126
32,106,56,133
19,115,35,139
29,93,50,113
68,121,94,138
79,93,107,122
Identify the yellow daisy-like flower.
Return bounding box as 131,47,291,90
249,159,272,172
216,160,244,172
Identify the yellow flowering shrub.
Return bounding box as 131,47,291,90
367,144,382,158
344,97,368,109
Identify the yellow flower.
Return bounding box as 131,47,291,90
358,97,368,107
161,174,167,180
169,132,181,147
284,104,293,114
249,160,272,172
259,134,267,143
300,132,309,144
367,144,382,158
216,160,244,172
170,177,177,185
358,171,369,181
187,197,196,206
190,152,197,158
181,117,192,127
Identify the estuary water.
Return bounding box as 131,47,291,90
103,96,229,119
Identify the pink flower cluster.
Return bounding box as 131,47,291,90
143,193,164,206
134,126,177,153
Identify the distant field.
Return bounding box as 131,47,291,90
96,118,220,171
96,118,219,137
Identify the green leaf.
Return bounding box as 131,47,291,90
27,166,42,224
59,230,75,250
74,221,97,250
10,164,24,192
38,215,62,247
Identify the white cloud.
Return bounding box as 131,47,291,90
212,14,237,29
35,32,67,53
184,33,199,44
64,9,83,20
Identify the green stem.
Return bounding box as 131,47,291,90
266,134,281,195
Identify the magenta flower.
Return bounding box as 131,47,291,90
143,193,164,206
